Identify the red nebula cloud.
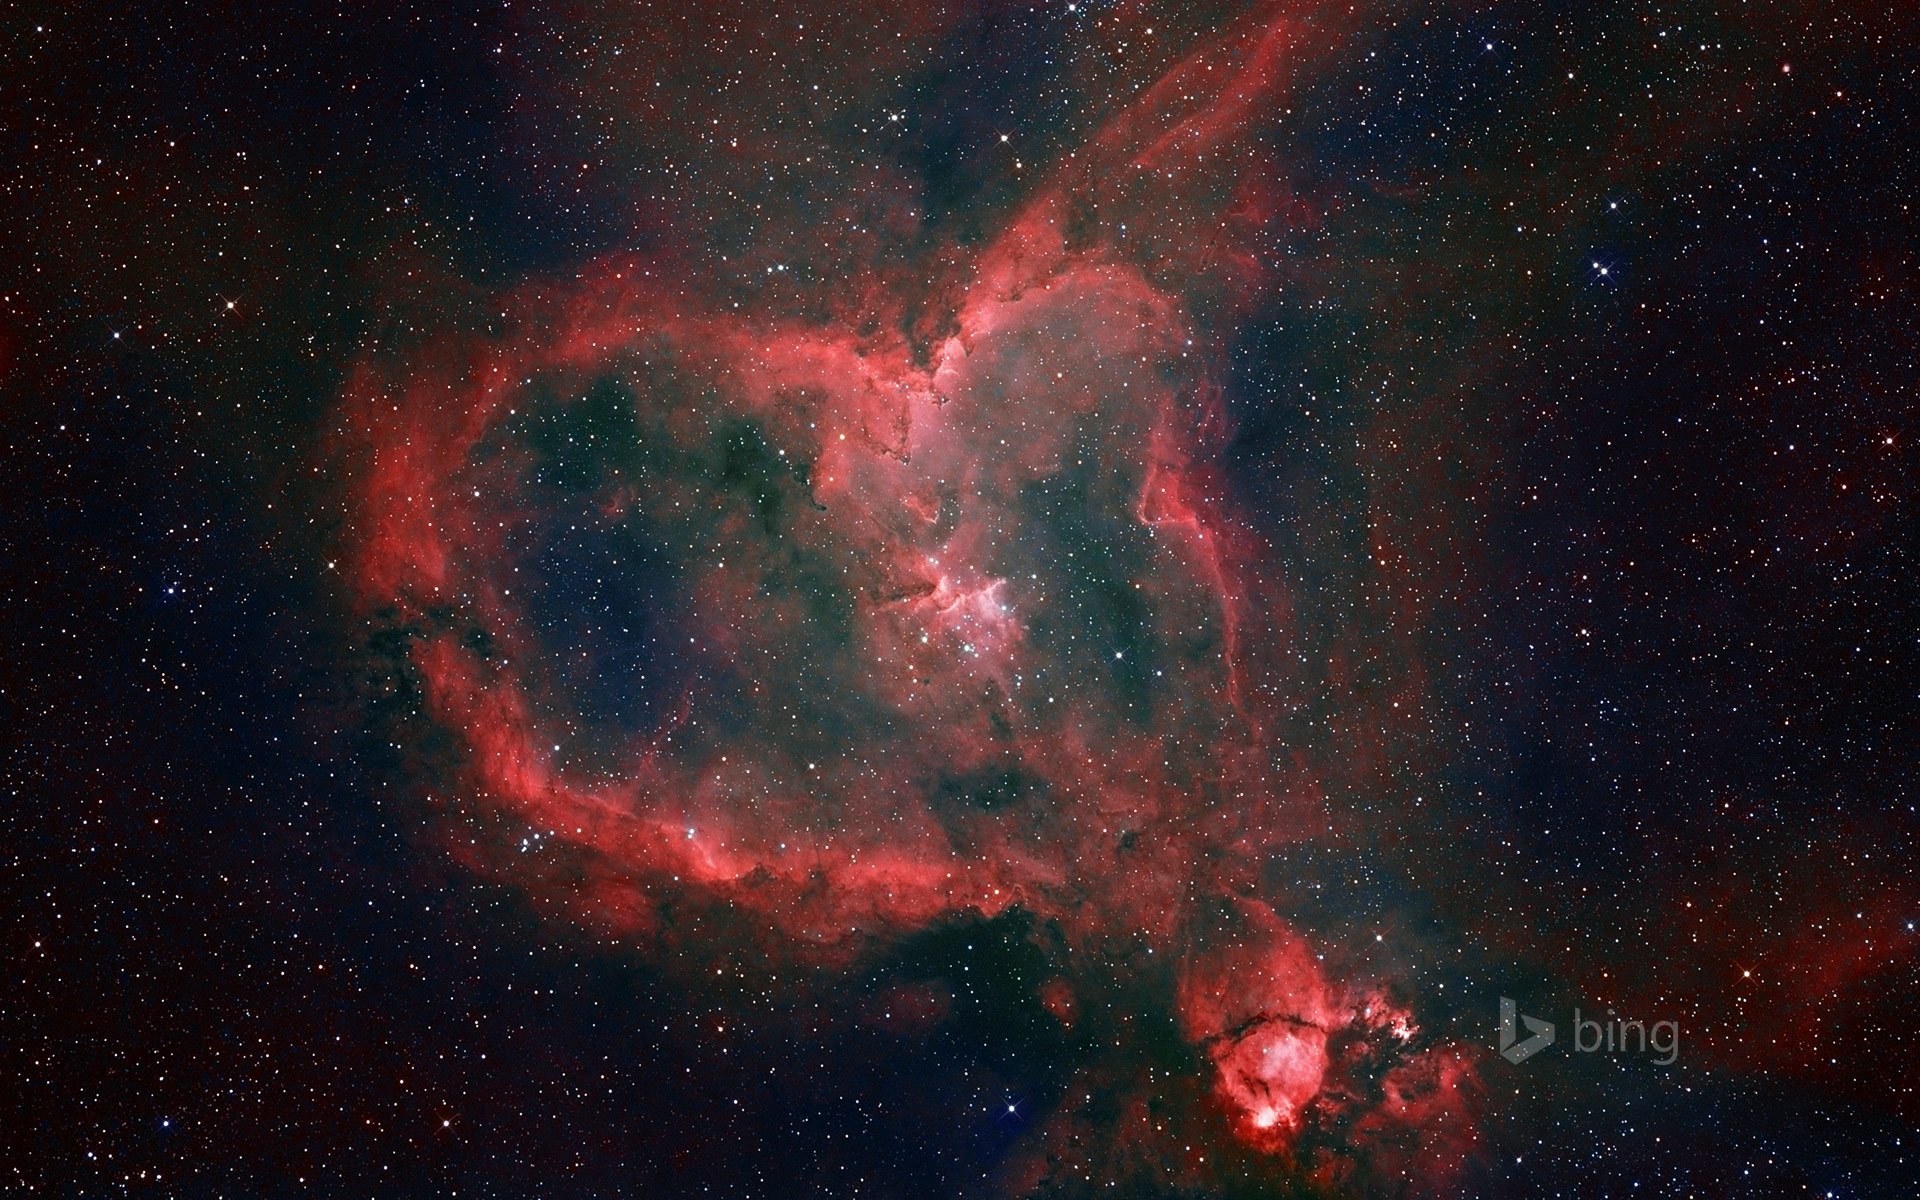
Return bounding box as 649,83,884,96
1178,905,1338,1143
328,1,1479,1189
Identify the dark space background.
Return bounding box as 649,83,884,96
4,1,1917,1195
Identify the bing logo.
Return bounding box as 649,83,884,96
1498,997,1554,1063
1498,997,1679,1066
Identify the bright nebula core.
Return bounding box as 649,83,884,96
9,0,1918,1195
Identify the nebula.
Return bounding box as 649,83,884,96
333,3,1480,1189
13,0,1916,1192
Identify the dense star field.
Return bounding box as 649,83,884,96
4,1,1918,1195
